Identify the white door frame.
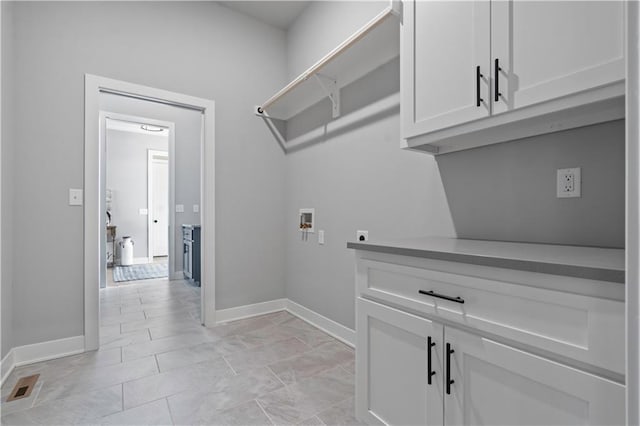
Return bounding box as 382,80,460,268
626,2,640,424
85,74,216,351
147,149,169,261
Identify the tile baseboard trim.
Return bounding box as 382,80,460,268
1,349,16,386
1,335,84,386
286,299,355,348
216,298,287,323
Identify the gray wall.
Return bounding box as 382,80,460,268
436,120,626,248
1,0,13,359
106,129,169,259
284,2,455,329
5,1,287,348
286,1,388,80
101,93,203,278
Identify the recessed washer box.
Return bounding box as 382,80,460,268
299,208,314,233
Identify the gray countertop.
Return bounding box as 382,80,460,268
347,237,625,283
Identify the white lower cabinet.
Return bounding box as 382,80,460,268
356,298,444,425
444,327,625,426
356,298,625,426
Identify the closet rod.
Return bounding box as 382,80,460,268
257,1,400,114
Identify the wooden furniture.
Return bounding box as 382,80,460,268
401,0,625,154
106,225,116,268
349,238,625,426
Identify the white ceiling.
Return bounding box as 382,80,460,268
106,119,169,137
219,1,309,31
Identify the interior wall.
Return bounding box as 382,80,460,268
284,1,456,330
1,0,13,359
105,129,169,259
101,94,202,279
286,0,388,79
8,1,287,348
436,120,625,248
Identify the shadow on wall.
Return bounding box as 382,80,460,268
282,56,401,152
435,119,625,248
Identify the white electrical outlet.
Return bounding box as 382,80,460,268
557,167,581,198
357,230,369,242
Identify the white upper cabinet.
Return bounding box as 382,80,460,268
491,1,625,115
403,0,490,138
401,0,625,154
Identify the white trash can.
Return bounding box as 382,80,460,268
119,236,134,266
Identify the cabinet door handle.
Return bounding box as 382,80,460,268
419,290,464,304
446,342,455,395
476,65,483,107
494,58,502,102
427,336,436,385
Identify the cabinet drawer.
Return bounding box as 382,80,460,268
357,259,624,374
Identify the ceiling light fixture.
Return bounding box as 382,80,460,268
141,124,164,132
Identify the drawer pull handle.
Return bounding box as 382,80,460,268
446,343,455,395
419,290,465,304
427,336,436,385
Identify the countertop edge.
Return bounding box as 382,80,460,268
346,242,625,284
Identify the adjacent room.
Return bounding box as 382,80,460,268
1,1,639,425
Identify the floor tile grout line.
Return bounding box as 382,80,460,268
164,397,176,426
154,354,161,373
266,365,288,389
222,356,239,376
255,398,277,426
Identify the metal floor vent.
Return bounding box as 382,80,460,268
6,374,39,402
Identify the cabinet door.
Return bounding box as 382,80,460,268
444,327,625,426
401,0,491,139
491,1,625,114
356,298,444,425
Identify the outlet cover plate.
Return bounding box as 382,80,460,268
357,230,369,242
557,167,581,198
69,188,83,206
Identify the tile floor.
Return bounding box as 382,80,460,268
1,278,360,425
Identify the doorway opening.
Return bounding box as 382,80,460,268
102,116,173,288
84,75,216,351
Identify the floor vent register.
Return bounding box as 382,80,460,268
6,374,39,402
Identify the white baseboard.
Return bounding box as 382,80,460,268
213,298,355,348
286,300,355,348
132,257,150,265
216,299,287,323
1,335,84,386
0,299,355,387
1,349,15,386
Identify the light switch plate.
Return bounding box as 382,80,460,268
193,204,199,213
318,230,325,245
175,204,185,213
69,189,83,206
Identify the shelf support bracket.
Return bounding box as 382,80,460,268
314,74,341,118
